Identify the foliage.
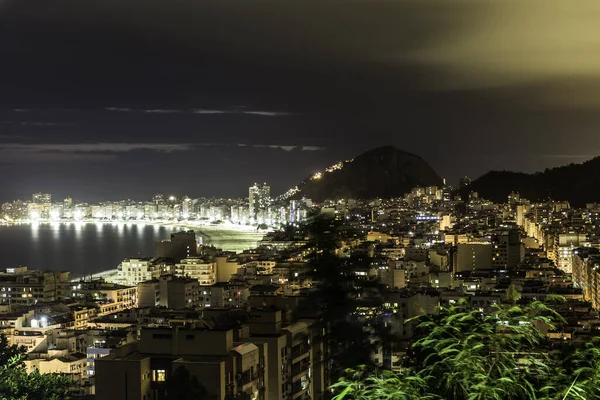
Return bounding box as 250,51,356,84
331,366,435,400
297,213,384,393
167,365,212,400
0,334,71,400
330,298,600,400
410,300,560,400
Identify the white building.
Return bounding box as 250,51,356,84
249,183,270,222
174,257,216,285
116,258,161,286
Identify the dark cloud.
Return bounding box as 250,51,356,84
0,0,599,201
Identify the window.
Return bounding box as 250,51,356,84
153,369,166,382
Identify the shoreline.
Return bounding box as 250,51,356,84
2,219,271,232
1,221,270,281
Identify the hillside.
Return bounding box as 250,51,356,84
459,157,600,206
285,146,443,202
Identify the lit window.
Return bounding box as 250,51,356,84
153,369,166,382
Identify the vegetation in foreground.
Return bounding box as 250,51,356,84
0,334,71,400
331,298,600,400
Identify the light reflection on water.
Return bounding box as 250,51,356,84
0,223,263,274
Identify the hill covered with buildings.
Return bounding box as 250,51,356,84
284,145,443,202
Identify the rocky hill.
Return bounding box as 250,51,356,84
286,146,443,202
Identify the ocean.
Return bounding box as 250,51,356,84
0,222,264,276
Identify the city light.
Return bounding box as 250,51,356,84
50,209,61,221
29,210,40,221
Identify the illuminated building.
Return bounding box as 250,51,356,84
491,230,524,270
0,267,71,306
249,183,270,222
557,233,587,273
181,196,192,218
175,257,216,285
32,193,51,204
116,258,162,286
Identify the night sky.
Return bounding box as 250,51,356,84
1,0,600,202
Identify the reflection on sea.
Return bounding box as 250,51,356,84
0,223,264,274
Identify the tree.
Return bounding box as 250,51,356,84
0,334,71,400
167,365,212,400
330,298,600,400
297,213,383,394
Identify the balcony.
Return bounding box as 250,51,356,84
291,361,310,380
237,371,260,387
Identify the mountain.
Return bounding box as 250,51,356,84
458,157,600,207
286,146,443,202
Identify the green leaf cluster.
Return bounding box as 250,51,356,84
0,334,71,400
331,299,600,400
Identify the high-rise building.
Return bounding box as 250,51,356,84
557,233,587,273
249,183,270,222
181,196,192,219
456,243,493,272
152,194,165,204
155,231,197,262
491,230,524,270
32,193,51,204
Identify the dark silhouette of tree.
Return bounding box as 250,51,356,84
167,365,213,400
297,212,383,397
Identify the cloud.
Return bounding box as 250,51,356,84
105,107,132,112
0,142,193,154
103,107,293,117
142,109,183,114
243,111,293,117
192,109,228,115
0,134,36,139
19,122,74,127
0,141,323,154
301,146,325,151
255,144,325,151
400,0,600,94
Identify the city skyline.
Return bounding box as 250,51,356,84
3,0,600,202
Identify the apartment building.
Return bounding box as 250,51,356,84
116,258,162,286
245,309,323,400
0,267,71,306
95,325,266,400
174,257,216,285
67,281,137,316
